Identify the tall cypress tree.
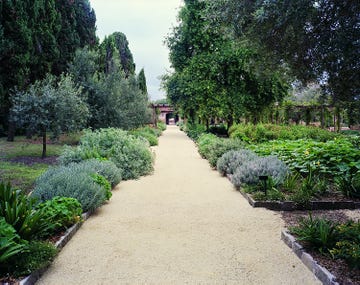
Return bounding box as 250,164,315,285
53,0,97,75
100,32,135,77
0,0,33,136
137,68,148,95
0,0,97,138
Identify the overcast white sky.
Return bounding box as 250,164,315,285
90,0,183,101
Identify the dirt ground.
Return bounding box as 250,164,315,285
37,126,321,285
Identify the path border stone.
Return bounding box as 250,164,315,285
281,230,339,285
18,211,93,285
237,188,360,211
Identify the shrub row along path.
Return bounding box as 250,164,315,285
38,126,321,285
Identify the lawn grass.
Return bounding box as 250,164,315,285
0,161,49,193
0,137,65,158
0,134,80,193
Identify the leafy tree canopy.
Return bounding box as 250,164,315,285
10,74,89,157
207,0,360,105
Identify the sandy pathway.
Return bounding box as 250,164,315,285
37,126,320,284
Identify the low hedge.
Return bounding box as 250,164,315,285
229,123,339,143
32,160,115,212
58,128,154,180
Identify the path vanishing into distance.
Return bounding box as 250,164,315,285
38,126,321,285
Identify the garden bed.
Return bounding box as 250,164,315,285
236,186,360,211
0,210,92,285
281,210,360,285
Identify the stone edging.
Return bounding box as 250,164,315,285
281,230,339,285
18,211,93,285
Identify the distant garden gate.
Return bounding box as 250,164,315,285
152,104,178,125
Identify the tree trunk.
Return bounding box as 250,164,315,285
305,108,311,126
320,105,325,129
7,121,15,142
335,106,341,132
26,128,33,139
227,116,234,131
42,128,47,159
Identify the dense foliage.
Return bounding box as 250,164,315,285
33,162,110,212
163,0,288,126
130,126,161,146
10,74,89,158
210,0,360,102
58,128,154,180
0,182,85,277
36,197,83,233
1,3,152,140
229,123,339,143
217,149,258,176
0,0,97,137
248,138,360,177
231,156,289,187
197,134,244,167
291,215,360,269
69,39,152,130
207,0,359,110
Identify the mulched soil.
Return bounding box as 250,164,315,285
7,155,58,165
282,210,360,285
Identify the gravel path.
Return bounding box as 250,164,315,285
37,126,321,285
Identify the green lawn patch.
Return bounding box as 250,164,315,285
0,161,49,193
0,137,64,159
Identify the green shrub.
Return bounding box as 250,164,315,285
290,214,338,253
207,124,228,136
58,128,153,180
249,138,360,178
36,197,83,233
157,121,167,132
32,164,108,212
206,138,244,167
184,123,206,141
292,217,360,269
197,133,219,158
331,241,360,269
331,221,360,269
130,128,158,146
217,149,258,176
0,182,54,240
58,156,123,187
251,187,286,201
338,171,360,198
71,159,122,188
0,217,27,264
230,123,339,143
230,156,289,187
6,241,57,278
177,121,185,130
91,174,112,200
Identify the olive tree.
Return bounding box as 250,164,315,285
10,74,89,158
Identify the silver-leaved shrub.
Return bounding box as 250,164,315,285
32,160,121,212
231,156,289,187
58,128,154,180
217,150,258,176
